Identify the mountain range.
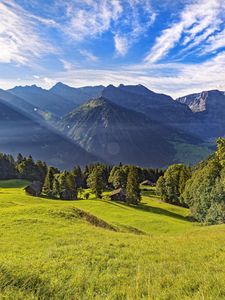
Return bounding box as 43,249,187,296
0,96,100,169
0,82,224,168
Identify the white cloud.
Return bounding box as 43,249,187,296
60,59,75,71
201,28,225,54
145,0,225,63
114,34,129,56
0,0,56,65
2,51,225,97
61,0,156,56
20,51,223,98
79,50,98,62
64,0,123,40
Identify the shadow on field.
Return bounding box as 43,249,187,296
114,201,190,222
138,203,189,221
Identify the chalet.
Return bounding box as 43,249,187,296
24,181,42,196
140,180,155,186
109,188,126,201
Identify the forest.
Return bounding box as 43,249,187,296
0,138,225,225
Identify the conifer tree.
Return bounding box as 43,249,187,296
126,166,141,205
42,167,58,197
87,165,105,198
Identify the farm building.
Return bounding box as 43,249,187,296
140,180,155,186
109,188,126,201
24,181,42,196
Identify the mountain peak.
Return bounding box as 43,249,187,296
176,89,225,113
51,82,67,89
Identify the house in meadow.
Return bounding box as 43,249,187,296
140,180,155,186
109,188,126,201
24,181,42,197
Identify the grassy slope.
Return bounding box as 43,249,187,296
0,180,224,299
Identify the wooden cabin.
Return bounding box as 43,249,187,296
24,181,42,196
140,180,155,186
109,188,126,201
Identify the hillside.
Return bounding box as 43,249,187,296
102,84,196,129
0,180,224,299
0,98,100,168
59,97,203,167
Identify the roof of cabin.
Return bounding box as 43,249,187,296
25,181,42,192
110,188,125,196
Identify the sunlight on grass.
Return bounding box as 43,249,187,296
0,180,224,299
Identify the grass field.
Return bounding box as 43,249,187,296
0,180,225,299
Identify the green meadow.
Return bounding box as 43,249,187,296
0,180,225,299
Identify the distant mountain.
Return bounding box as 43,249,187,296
0,97,100,168
8,85,76,117
59,97,204,167
176,90,225,139
0,88,48,121
102,84,195,129
50,82,104,106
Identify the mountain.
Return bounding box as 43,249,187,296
50,82,104,106
101,84,195,129
0,97,100,168
8,85,76,117
58,97,204,167
0,88,48,121
176,90,225,139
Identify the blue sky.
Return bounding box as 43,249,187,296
0,0,225,97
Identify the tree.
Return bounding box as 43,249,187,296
156,164,191,206
0,153,17,179
73,166,84,188
58,171,77,200
156,176,166,200
16,153,24,164
126,166,141,205
87,165,106,198
17,156,40,181
42,167,58,197
109,166,127,189
52,174,60,198
36,160,48,183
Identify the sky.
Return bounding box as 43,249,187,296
0,0,225,98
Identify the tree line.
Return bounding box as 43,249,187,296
0,153,163,204
156,138,225,224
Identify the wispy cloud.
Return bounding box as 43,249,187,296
60,59,75,71
0,0,56,65
64,1,122,41
114,34,129,56
145,0,225,63
27,51,225,98
60,0,156,56
79,50,98,62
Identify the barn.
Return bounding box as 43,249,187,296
109,188,126,201
140,180,155,186
24,181,42,197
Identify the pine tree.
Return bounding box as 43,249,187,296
109,166,127,189
87,165,105,198
42,167,57,197
126,166,141,205
17,153,24,164
36,160,48,182
52,174,60,198
73,166,84,187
